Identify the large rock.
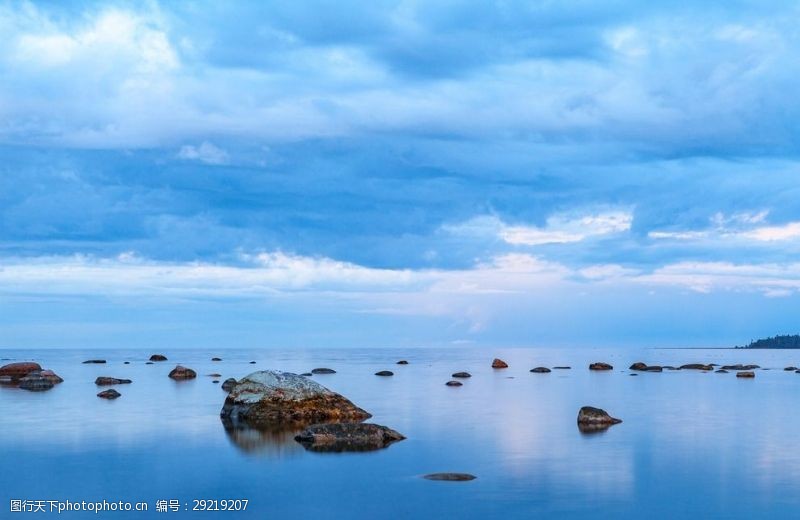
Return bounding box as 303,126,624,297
577,406,622,432
294,423,405,452
95,377,132,386
0,362,42,382
220,370,371,429
168,365,197,380
492,358,508,369
589,362,613,371
18,372,55,392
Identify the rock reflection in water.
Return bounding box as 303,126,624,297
222,420,305,457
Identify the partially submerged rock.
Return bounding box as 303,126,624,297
207,373,222,378
149,354,168,362
736,371,755,378
445,380,463,387
221,378,237,392
97,389,121,399
722,364,760,370
553,366,571,369
211,357,222,361
18,372,55,392
0,362,42,382
423,473,476,482
452,372,471,378
530,367,551,373
95,377,132,386
82,359,106,364
294,423,405,452
168,365,197,380
492,358,508,369
375,370,394,376
589,362,613,371
784,366,797,371
396,360,409,365
680,364,713,371
220,370,371,429
577,406,622,432
311,368,336,374
716,369,729,373
629,362,648,371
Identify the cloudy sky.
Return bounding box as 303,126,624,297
2,0,800,349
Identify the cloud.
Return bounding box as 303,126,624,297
500,211,632,246
177,141,229,165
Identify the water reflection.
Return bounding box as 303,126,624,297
222,423,305,456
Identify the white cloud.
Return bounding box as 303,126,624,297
648,211,800,243
177,141,229,165
500,211,632,246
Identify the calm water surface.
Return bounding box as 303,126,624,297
2,347,800,519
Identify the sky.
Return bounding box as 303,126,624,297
2,0,800,349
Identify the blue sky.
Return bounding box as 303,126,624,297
2,0,800,348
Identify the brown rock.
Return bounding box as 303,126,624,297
736,371,755,378
39,370,64,384
452,372,471,378
294,423,405,452
589,362,613,371
492,358,509,369
149,354,168,362
97,389,121,399
680,364,713,371
95,377,132,386
0,362,42,381
168,365,197,380
18,372,55,392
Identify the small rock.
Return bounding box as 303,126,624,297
452,372,471,378
123,361,130,365
211,357,222,361
663,366,678,370
149,354,168,362
212,380,220,384
577,406,622,426
423,473,476,481
629,362,648,371
644,366,663,372
721,364,760,370
396,360,409,365
40,370,63,384
294,423,405,452
300,372,312,376
221,378,237,392
145,362,154,365
207,373,222,377
736,371,755,378
168,365,197,380
375,371,394,376
784,366,797,371
680,364,713,371
589,362,613,371
95,377,132,386
18,372,55,392
311,368,336,374
715,369,729,373
249,361,257,364
445,380,463,387
97,389,121,399
553,366,571,369
82,359,106,364
530,367,551,373
492,358,508,369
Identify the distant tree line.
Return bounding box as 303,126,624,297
738,334,800,349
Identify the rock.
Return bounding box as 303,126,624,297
145,362,154,365
221,378,237,392
0,362,42,382
629,373,638,376
82,359,106,364
644,366,663,372
375,371,394,376
452,372,471,378
629,362,648,371
97,389,121,399
423,473,476,481
530,367,551,373
94,377,132,386
39,370,63,384
716,369,729,373
736,371,755,378
220,370,371,429
680,364,713,371
123,361,130,365
492,358,508,369
249,361,257,364
577,406,622,426
212,380,220,384
445,380,463,387
784,366,798,371
663,366,678,370
311,368,336,374
396,360,409,365
589,362,613,371
149,354,167,362
211,357,222,361
168,365,197,380
300,373,312,377
207,373,222,377
0,376,13,385
721,364,760,370
294,423,405,452
18,372,55,392
553,366,571,369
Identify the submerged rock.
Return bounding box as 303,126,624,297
207,373,222,378
300,373,312,377
680,364,713,371
492,358,509,369
311,368,336,374
94,377,132,386
168,365,197,380
736,371,755,378
577,406,622,431
452,372,471,378
396,360,409,365
221,378,237,392
784,366,798,371
423,473,476,481
553,366,571,370
0,362,42,382
294,423,405,452
721,364,760,370
145,362,154,365
375,370,394,376
82,359,106,364
18,372,55,392
589,362,613,371
445,380,463,387
123,361,130,365
530,367,551,373
716,369,729,373
97,389,121,399
220,370,371,429
211,357,222,362
249,361,257,364
38,370,63,384
212,380,219,384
